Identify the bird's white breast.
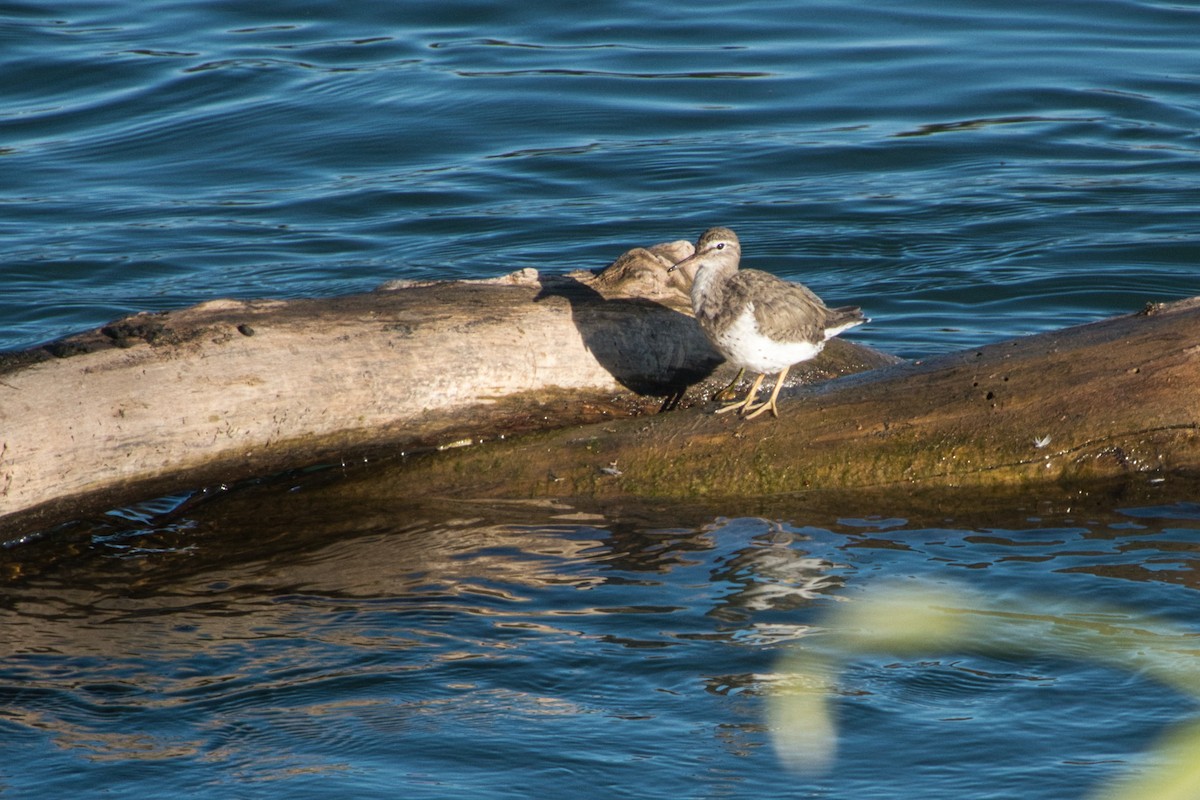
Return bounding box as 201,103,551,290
713,304,824,373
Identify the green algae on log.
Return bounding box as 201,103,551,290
331,297,1200,504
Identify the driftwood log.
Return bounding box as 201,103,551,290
2,233,1198,540
369,295,1200,504
0,239,893,537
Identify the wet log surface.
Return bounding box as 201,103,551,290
310,296,1200,509
3,232,1198,541
0,239,895,537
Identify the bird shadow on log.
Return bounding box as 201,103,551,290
533,275,722,410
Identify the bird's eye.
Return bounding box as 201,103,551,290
715,243,725,250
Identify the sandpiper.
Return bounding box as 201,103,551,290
669,226,867,419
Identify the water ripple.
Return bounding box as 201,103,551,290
455,68,773,79
3,493,1200,797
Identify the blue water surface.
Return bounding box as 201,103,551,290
3,0,1200,797
4,494,1200,799
2,0,1198,357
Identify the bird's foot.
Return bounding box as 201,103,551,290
715,397,752,415
742,399,779,419
714,374,766,417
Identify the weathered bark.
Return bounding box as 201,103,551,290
3,231,1198,541
0,239,894,537
309,296,1200,506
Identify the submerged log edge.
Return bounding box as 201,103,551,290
3,243,1199,539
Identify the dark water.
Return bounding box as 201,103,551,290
3,0,1200,796
4,488,1200,799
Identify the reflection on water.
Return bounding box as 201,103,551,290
771,579,1200,799
3,490,1199,798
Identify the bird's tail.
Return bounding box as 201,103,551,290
824,305,868,339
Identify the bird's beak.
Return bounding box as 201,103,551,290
667,252,696,273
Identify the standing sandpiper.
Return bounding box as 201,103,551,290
669,226,867,419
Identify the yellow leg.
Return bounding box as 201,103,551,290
745,365,791,419
715,373,765,415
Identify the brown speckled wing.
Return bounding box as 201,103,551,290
729,269,830,343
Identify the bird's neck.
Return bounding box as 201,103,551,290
690,261,738,318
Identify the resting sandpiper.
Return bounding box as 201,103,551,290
669,226,867,419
